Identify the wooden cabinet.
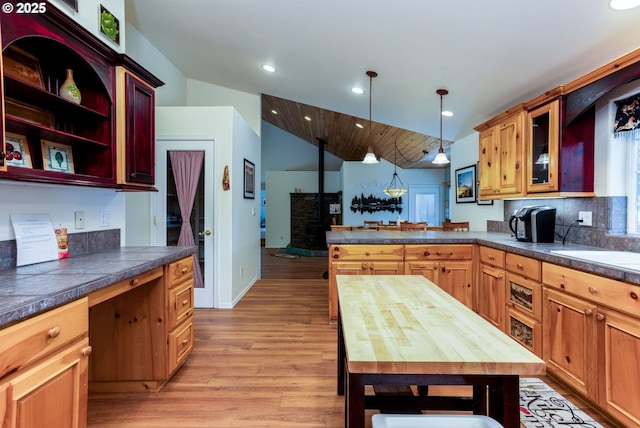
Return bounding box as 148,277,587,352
543,262,640,427
477,246,505,330
405,244,474,309
0,7,160,190
328,244,404,319
476,109,525,198
115,61,163,189
0,298,90,428
166,257,195,374
526,100,559,193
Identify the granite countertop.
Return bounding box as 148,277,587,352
326,230,640,286
0,246,197,328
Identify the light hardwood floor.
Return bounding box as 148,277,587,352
87,247,620,427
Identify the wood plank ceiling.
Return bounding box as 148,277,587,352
261,94,452,169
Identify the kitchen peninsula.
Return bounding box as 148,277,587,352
0,246,196,427
326,230,640,427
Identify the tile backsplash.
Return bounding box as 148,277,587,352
487,196,640,251
0,229,121,270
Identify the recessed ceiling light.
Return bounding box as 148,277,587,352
355,123,364,128
262,64,276,72
271,109,278,114
441,111,454,117
610,0,640,9
351,87,364,95
304,116,312,121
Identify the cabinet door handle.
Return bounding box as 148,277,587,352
181,267,188,274
130,278,139,287
488,255,495,260
497,274,503,279
596,313,605,322
517,263,524,269
436,250,442,255
182,339,189,346
48,327,61,338
584,308,593,316
182,299,189,306
588,286,597,294
82,346,93,357
423,251,430,256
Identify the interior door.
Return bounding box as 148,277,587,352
154,138,215,308
408,185,441,226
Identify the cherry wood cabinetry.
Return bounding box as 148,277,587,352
0,7,161,190
0,298,90,428
543,262,640,427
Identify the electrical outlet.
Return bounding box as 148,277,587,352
578,211,592,226
74,211,85,229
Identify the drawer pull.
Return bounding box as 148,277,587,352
182,299,189,306
584,308,593,316
365,252,370,256
333,254,339,259
182,339,189,346
48,327,61,338
588,286,597,294
131,278,139,287
436,251,442,256
82,346,93,357
423,251,430,256
497,274,503,279
596,313,605,322
517,263,524,269
181,267,188,274
488,255,495,260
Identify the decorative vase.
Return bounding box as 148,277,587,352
59,68,81,104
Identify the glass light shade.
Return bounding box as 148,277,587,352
362,146,379,164
432,150,450,165
535,152,549,165
383,187,408,198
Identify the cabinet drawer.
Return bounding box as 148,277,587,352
0,298,88,379
543,262,640,317
329,245,404,261
506,253,540,281
404,244,473,260
169,318,194,372
506,273,542,321
89,266,163,307
479,246,505,268
167,257,195,288
169,279,194,330
506,306,542,357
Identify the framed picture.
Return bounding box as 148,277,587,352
476,161,493,205
243,158,255,199
3,45,44,89
99,5,120,45
5,133,32,168
455,164,476,203
6,98,53,126
42,140,75,174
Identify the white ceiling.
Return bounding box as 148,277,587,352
125,0,640,142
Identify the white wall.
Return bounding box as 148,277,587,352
0,182,124,241
341,159,446,226
265,171,341,248
154,106,260,308
449,133,503,230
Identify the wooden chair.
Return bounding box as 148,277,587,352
364,220,383,228
351,226,378,231
400,222,427,231
330,225,352,231
443,221,470,231
378,224,400,231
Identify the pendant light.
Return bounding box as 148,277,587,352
383,142,408,198
433,89,451,165
362,71,379,164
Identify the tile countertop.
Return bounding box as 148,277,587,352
0,246,197,329
326,230,640,286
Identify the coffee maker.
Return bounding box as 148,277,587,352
509,206,557,242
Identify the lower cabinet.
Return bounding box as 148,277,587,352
0,298,90,428
478,246,506,329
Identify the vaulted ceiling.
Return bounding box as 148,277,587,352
126,1,640,168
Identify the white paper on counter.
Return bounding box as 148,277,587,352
10,214,59,266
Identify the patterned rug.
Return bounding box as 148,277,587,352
520,378,603,428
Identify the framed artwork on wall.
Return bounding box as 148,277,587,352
42,140,74,174
455,164,476,203
243,158,255,199
5,132,32,168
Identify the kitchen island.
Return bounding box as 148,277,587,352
0,246,196,427
327,230,640,428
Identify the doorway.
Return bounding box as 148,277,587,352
408,185,442,226
153,138,216,308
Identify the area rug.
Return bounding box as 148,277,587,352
272,249,299,259
520,378,603,428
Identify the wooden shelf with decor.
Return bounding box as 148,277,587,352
0,6,162,190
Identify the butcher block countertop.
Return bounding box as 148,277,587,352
337,274,546,375
327,230,640,286
0,246,196,328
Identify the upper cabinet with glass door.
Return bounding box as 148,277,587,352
526,100,559,193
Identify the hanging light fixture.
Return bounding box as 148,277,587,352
383,142,408,198
433,89,451,165
362,70,379,164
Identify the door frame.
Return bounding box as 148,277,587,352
152,134,217,308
